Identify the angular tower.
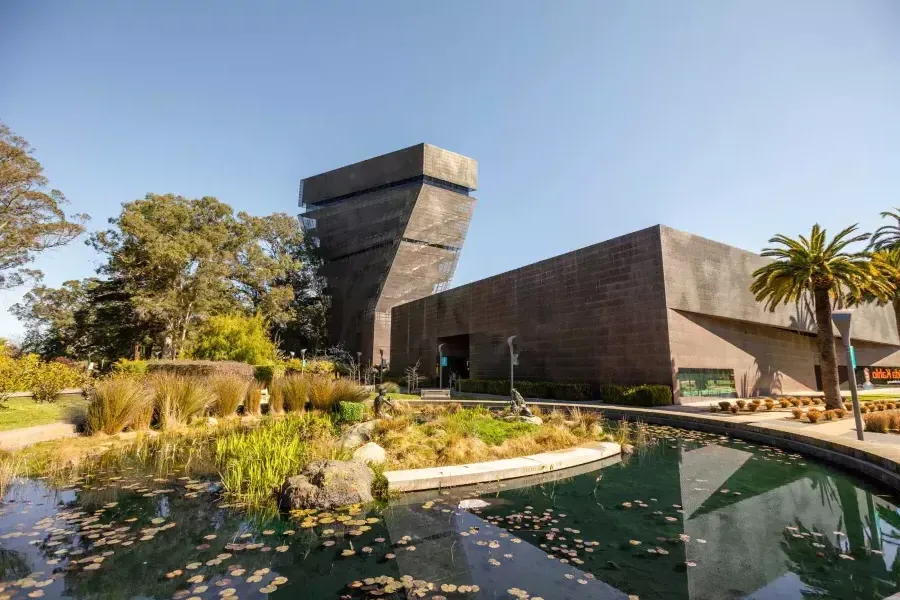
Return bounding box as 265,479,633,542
299,143,477,367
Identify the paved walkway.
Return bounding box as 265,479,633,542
0,422,79,450
409,394,900,492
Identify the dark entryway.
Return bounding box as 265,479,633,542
437,334,470,382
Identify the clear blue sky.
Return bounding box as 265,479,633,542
2,0,899,339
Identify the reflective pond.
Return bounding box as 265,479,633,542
2,426,900,600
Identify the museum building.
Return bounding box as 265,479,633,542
389,224,900,403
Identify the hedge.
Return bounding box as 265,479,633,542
337,401,366,424
254,363,286,385
458,379,592,401
598,384,672,407
144,360,255,378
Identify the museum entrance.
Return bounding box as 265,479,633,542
437,334,470,384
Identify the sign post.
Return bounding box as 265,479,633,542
832,310,864,441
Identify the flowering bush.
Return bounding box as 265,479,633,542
0,353,85,404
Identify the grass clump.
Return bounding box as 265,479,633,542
267,379,285,414
308,377,335,411
244,384,263,415
0,452,21,497
806,408,823,423
717,401,732,411
791,408,804,420
215,413,336,507
332,379,368,404
150,373,213,429
281,375,309,412
85,378,153,435
208,373,250,417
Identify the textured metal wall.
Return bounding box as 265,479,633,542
299,144,477,366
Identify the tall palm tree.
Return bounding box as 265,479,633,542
864,248,900,341
870,208,900,251
750,224,892,410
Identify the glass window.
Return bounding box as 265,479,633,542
677,368,737,398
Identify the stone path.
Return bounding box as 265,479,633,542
0,422,79,450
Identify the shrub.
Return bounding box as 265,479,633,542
790,398,802,407
146,360,254,378
810,398,822,406
729,405,739,414
85,378,154,435
268,379,285,414
208,373,250,417
337,401,366,424
835,408,846,418
806,409,823,423
746,402,758,412
244,385,263,415
765,399,775,411
736,400,747,409
254,363,285,386
708,404,718,413
184,313,278,365
844,402,853,411
792,408,804,419
31,361,83,402
150,373,213,429
718,401,732,411
864,411,892,433
597,384,672,407
282,375,309,412
113,359,149,376
823,410,835,421
779,399,790,408
283,358,336,377
382,381,401,394
888,402,897,410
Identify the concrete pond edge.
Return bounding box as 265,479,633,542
401,398,900,492
383,441,621,493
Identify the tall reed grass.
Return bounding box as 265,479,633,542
215,413,337,506
244,384,263,415
281,375,309,412
0,452,21,498
208,373,250,417
150,373,213,429
85,377,154,435
268,379,285,414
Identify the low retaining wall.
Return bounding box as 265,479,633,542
405,397,900,492
383,441,620,493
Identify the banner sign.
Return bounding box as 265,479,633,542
856,366,900,388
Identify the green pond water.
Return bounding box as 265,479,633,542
2,425,900,600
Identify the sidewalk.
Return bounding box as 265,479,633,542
0,422,79,450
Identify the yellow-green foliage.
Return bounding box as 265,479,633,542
331,378,368,404
85,378,154,435
215,413,336,506
281,375,309,412
185,313,278,365
0,353,84,402
112,359,149,376
150,373,213,429
208,373,250,417
283,358,335,376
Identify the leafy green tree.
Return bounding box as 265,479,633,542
0,121,88,288
184,313,277,364
750,225,892,409
10,279,89,357
89,194,243,358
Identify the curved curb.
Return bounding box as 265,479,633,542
405,398,900,492
383,441,621,493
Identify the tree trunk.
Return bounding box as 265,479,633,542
814,286,843,410
892,296,900,345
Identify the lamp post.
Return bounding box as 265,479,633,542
438,344,446,389
507,335,518,396
300,349,307,374
832,309,864,441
